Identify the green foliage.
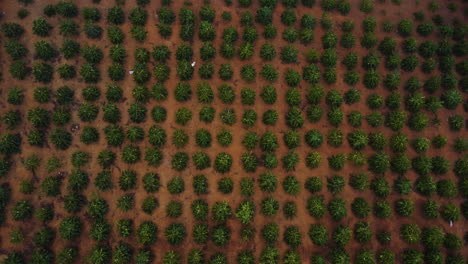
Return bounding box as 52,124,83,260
395,198,415,217
32,18,52,37
137,221,158,245
328,198,347,221
412,155,433,176
84,23,102,39
220,108,236,125
280,45,298,63
400,223,421,244
12,199,33,221
59,216,82,241
214,152,232,173
63,192,86,214
143,172,161,193
354,221,372,243
58,19,79,37
167,177,185,194
283,226,302,248
1,23,25,39
107,25,124,44
349,173,370,192
33,226,55,247
385,110,407,131
79,62,100,83
327,174,345,194
440,203,460,223
164,222,186,245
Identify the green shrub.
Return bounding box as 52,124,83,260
327,154,346,171
218,84,235,104
372,200,391,219
211,201,232,223
84,23,102,39
194,129,211,148
218,177,234,194
190,223,208,245
135,248,154,264
59,216,82,241
306,105,322,123
218,63,233,81
78,103,98,122
128,102,147,123
308,224,328,246
131,25,148,42
385,110,407,131
264,154,278,171
370,176,391,198
13,8,27,17
453,137,468,153
327,174,345,194
402,37,418,53
354,221,372,243
214,152,232,173
191,199,209,221
12,199,33,221
238,42,254,60
106,26,124,44
261,222,279,244
58,19,79,37
440,203,460,223
399,223,421,244
348,150,366,166
32,18,52,37
33,226,55,247
283,226,302,248
436,179,457,198
328,198,347,221
192,174,208,195
280,45,298,63
394,198,415,217
261,197,280,217
106,63,125,82
137,221,158,246
390,153,411,175
363,70,380,89
426,50,445,69
327,108,343,127
171,152,189,171
346,111,363,128
243,26,259,43
401,55,419,72
193,152,211,170
1,22,25,39
220,108,236,125
64,192,87,213
302,64,320,84
8,60,29,80
340,33,355,48
347,172,369,191
57,247,79,264
322,31,338,49
441,89,462,110
259,172,278,193
94,170,113,190
282,151,299,171
360,32,378,49
126,126,144,143
331,225,352,248
164,223,187,245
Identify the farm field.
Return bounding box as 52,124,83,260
0,0,467,263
